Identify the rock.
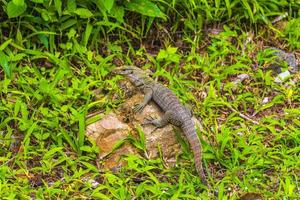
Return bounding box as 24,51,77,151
262,97,269,104
86,91,188,170
274,70,291,83
86,113,136,169
269,47,299,74
228,74,250,92
232,74,250,85
240,193,262,200
86,113,129,141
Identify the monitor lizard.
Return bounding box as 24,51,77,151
114,65,208,185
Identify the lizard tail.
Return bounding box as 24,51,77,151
182,120,208,185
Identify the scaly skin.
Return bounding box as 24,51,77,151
114,65,207,185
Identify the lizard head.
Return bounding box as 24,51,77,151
114,65,153,88
114,65,143,75
114,65,152,75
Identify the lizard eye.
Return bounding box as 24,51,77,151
121,69,132,74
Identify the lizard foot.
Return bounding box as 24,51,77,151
142,115,160,133
141,115,153,125
143,115,162,127
133,103,145,113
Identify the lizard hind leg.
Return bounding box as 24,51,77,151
142,110,173,128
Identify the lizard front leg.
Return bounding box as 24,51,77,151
133,88,153,113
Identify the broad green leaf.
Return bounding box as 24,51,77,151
43,147,63,160
87,50,93,61
136,126,146,151
284,108,300,115
23,122,37,157
225,0,231,17
14,99,22,117
241,0,254,22
60,19,77,30
41,10,50,21
0,39,12,51
16,29,23,44
78,112,85,154
95,21,137,37
80,145,93,152
157,47,180,63
6,1,27,18
0,52,11,78
23,49,43,55
167,46,178,54
80,161,98,171
67,28,76,39
217,180,225,199
49,32,55,52
54,0,62,16
83,23,93,47
92,192,111,200
124,0,166,19
111,5,124,22
60,130,77,151
38,34,49,48
103,0,114,12
67,0,77,11
74,8,93,18
12,0,24,6
10,53,27,62
265,70,272,85
31,0,44,3
157,49,168,60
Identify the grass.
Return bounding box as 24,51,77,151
1,0,300,199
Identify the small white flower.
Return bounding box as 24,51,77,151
262,97,269,104
237,132,243,136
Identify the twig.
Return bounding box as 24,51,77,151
227,106,260,125
86,110,105,118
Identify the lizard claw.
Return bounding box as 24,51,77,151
145,115,157,122
142,115,160,133
133,103,145,113
141,115,156,125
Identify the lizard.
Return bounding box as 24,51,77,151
114,65,208,185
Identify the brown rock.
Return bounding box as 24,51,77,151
240,193,262,200
86,87,202,170
86,113,128,140
86,113,135,169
